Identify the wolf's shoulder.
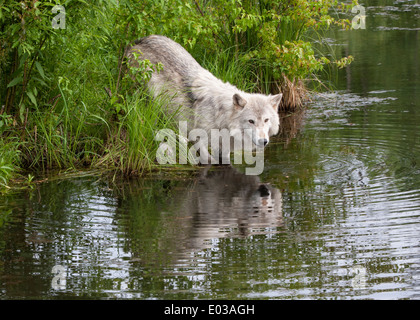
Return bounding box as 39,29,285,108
133,34,170,43
132,35,182,49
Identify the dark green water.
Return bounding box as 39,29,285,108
1,1,420,299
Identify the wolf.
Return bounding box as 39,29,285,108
126,35,282,163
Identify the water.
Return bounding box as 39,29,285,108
1,0,420,299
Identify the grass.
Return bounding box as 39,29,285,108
1,89,179,190
97,90,180,177
196,47,259,93
0,139,20,190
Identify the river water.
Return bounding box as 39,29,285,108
1,0,420,299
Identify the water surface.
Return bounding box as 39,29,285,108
1,0,420,299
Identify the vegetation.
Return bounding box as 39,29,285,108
0,0,356,189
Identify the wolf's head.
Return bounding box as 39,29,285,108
231,93,282,148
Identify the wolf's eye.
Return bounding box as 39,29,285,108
249,120,255,124
264,118,269,123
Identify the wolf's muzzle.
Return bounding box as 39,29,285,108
258,138,268,147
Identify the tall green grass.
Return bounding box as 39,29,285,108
0,139,20,190
196,47,258,93
97,90,179,177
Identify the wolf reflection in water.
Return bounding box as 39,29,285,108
168,166,283,253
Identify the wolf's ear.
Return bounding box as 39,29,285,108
270,93,283,111
233,93,247,110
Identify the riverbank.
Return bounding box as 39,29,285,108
0,1,354,190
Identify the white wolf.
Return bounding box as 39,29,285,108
126,35,282,163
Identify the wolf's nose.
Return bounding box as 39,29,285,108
259,138,268,146
258,184,270,197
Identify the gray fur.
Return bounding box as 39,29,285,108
126,35,282,159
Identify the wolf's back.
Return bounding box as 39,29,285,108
128,35,202,82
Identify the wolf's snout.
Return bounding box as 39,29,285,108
258,138,268,146
257,184,270,197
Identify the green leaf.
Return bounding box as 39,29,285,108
19,104,26,124
27,91,37,106
35,61,46,79
7,76,22,88
33,76,47,87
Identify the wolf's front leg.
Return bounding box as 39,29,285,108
210,144,231,165
190,139,217,165
200,143,218,165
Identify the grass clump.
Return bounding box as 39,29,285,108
0,139,20,190
98,91,179,177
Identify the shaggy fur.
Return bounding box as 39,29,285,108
126,35,282,161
